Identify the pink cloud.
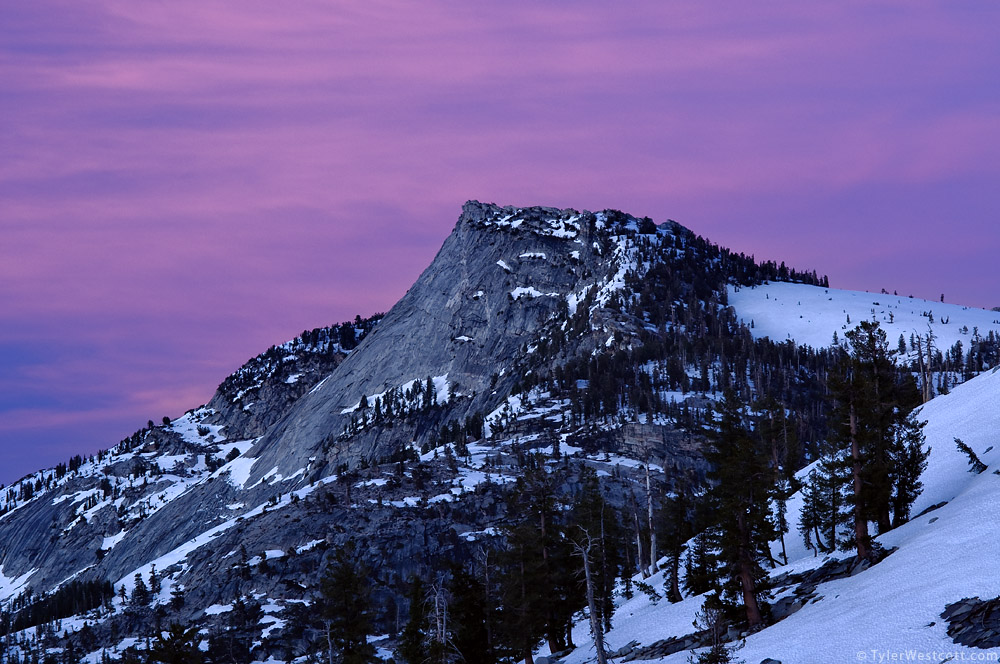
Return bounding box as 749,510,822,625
2,0,1000,482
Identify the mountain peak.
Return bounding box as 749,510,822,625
5,202,995,664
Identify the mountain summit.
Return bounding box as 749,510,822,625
2,202,999,663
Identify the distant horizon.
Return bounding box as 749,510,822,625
3,2,1000,484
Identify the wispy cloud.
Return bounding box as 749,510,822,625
2,1,999,482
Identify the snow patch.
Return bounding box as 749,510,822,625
217,456,258,489
0,566,36,602
729,282,1000,352
511,286,543,299
102,531,127,551
205,603,233,615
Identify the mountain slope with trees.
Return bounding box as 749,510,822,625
0,202,996,664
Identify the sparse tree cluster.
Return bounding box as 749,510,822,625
800,322,928,560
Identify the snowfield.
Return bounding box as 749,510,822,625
547,290,1000,663
729,281,1000,352
547,367,1000,663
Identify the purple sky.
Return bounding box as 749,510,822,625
2,2,999,485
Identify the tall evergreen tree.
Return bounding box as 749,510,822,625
497,459,579,663
446,565,495,664
823,321,928,560
317,542,377,664
398,576,429,664
754,396,796,564
702,390,776,629
798,470,824,556
888,413,930,527
569,467,623,629
130,574,150,607
656,487,693,603
497,515,546,664
798,445,851,555
683,532,719,597
149,623,202,664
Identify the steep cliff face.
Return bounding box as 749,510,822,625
0,202,628,598
241,201,608,481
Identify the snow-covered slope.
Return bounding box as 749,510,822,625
729,281,1000,351
563,365,1000,664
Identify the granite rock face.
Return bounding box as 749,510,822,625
240,201,607,482
0,201,716,657
0,203,633,588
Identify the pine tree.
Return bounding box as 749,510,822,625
797,471,824,556
149,623,202,664
753,396,794,565
955,438,986,474
657,488,693,603
825,321,928,560
149,565,161,598
131,574,150,606
497,460,578,663
398,576,429,664
888,415,930,527
446,565,495,664
798,447,851,554
497,516,546,664
317,542,377,664
683,532,718,597
702,390,776,629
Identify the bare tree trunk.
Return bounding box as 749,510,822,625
645,462,658,574
736,514,764,629
917,330,936,403
574,532,607,664
631,493,647,579
850,403,871,562
477,546,494,650
325,621,334,664
600,504,612,632
916,338,926,402
925,331,935,402
667,552,683,603
431,582,448,659
520,555,535,664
